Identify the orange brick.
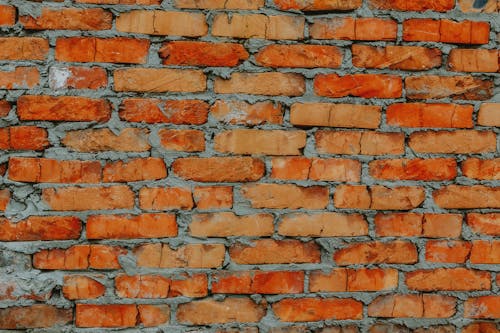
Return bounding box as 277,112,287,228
175,0,263,8
334,185,425,210
368,294,456,318
62,128,150,152
467,213,500,236
448,49,499,72
76,304,137,328
271,157,311,180
158,129,205,152
210,100,283,125
309,158,361,182
241,184,329,209
369,158,457,180
441,20,490,44
214,72,305,96
193,187,233,209
314,74,402,98
0,305,72,329
114,68,206,92
278,212,367,237
133,243,225,268
0,5,15,26
368,0,455,11
49,66,107,90
87,214,177,239
42,186,134,211
120,99,209,124
103,157,167,182
229,239,320,264
425,241,472,263
0,216,81,241
190,212,274,237
353,45,441,70
256,44,342,68
433,185,500,208
173,157,264,182
139,187,193,210
334,241,418,265
311,17,397,40
470,240,500,264
409,130,496,154
62,276,105,300
464,296,500,318
177,298,265,324
274,0,361,10
0,38,49,60
405,75,493,100
273,298,362,321
316,130,405,155
462,158,500,180
478,103,500,126
7,126,49,151
212,270,304,294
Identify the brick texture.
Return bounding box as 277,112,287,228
0,0,498,331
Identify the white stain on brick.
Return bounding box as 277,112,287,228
48,67,71,89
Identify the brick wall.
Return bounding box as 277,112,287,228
0,0,499,331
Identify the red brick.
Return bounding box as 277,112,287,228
158,129,205,152
169,274,208,297
241,184,329,209
230,239,320,264
87,214,177,239
211,100,283,125
175,0,263,8
375,213,423,237
138,305,170,327
478,103,500,126
34,245,125,270
441,20,490,44
334,185,425,210
42,186,134,211
425,241,472,263
120,99,209,124
314,74,402,98
173,157,264,182
7,126,50,151
139,187,193,210
0,189,9,211
190,212,274,237
0,38,49,60
467,213,500,236
334,241,418,265
278,212,368,237
177,298,265,324
369,158,457,180
309,158,361,182
462,322,500,333
115,274,170,298
212,270,304,294
406,268,490,291
403,19,441,41
0,100,10,117
423,213,463,238
49,66,107,90
387,103,473,128
273,298,363,321
274,0,361,10
56,37,149,64
17,95,110,122
103,157,167,182
0,67,39,89
193,187,233,209
0,305,72,329
256,44,342,68
409,130,496,154
0,216,81,241
62,275,105,299
62,128,151,152
134,243,225,268
310,268,398,292
316,130,405,155
159,41,248,66
21,8,112,30
368,0,455,11
462,158,500,180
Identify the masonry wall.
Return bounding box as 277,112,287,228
0,0,499,331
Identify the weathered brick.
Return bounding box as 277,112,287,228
334,241,418,265
256,44,342,68
212,270,304,294
0,305,72,329
369,158,457,180
190,212,274,237
173,157,264,182
56,37,149,64
273,298,363,321
0,67,39,89
158,129,205,152
21,8,112,30
120,99,209,124
314,74,402,98
425,241,472,263
215,129,306,155
0,38,49,60
76,304,137,328
309,158,361,181
467,213,500,236
214,72,305,96
405,75,493,100
310,268,398,292
368,294,456,318
212,13,304,40
464,296,500,318
433,185,500,208
274,0,361,10
49,66,107,90
114,68,206,92
404,19,490,44
159,41,248,67
2,126,50,151
478,103,500,126
374,213,462,238
0,216,81,241
210,100,283,125
193,187,233,209
409,130,496,153
278,212,368,237
116,10,208,36
310,17,397,40
230,239,320,264
34,245,126,270
103,157,167,182
448,49,499,72
175,0,263,8
316,131,405,155
138,305,170,327
87,214,177,239
0,5,15,26
134,243,225,268
17,95,111,122
62,128,151,152
462,158,500,180
368,0,455,11
386,103,474,127
353,45,441,70
241,184,329,209
290,103,381,129
470,240,500,264
406,268,490,291
139,187,193,210
63,275,105,300
271,157,311,180
42,186,135,211
334,185,425,210
177,298,265,324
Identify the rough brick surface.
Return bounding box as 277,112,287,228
0,0,498,331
